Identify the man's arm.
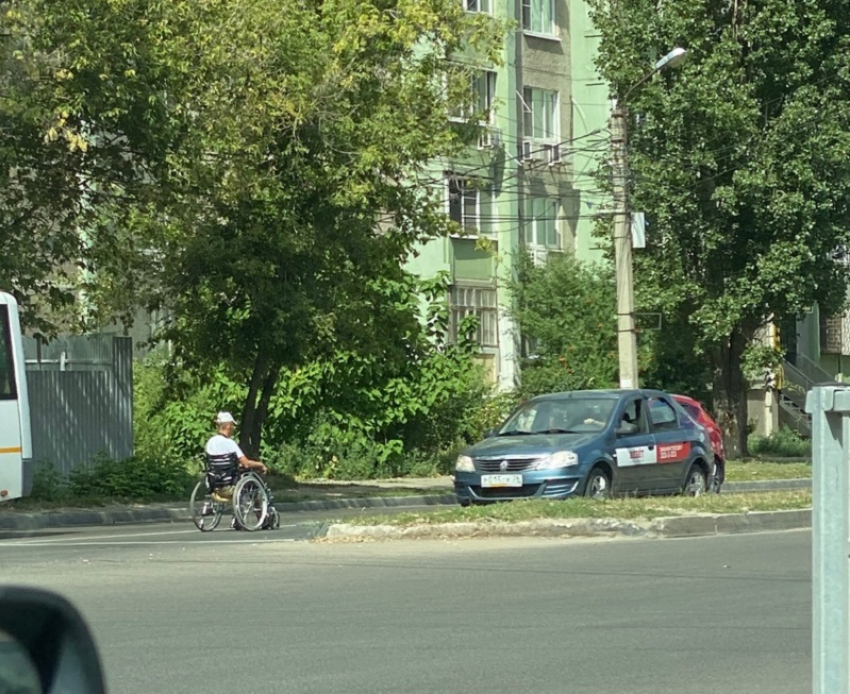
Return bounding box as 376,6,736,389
238,455,267,475
228,440,267,474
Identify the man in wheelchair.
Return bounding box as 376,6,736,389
206,411,267,478
204,411,270,529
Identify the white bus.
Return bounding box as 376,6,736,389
0,292,32,502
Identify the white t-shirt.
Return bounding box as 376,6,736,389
205,434,245,459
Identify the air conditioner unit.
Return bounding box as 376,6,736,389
546,143,562,166
521,140,534,162
478,127,502,150
531,248,548,267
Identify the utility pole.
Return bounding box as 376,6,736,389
611,102,639,390
608,47,688,391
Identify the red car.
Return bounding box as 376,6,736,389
673,394,725,491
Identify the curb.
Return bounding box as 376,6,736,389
0,493,458,532
723,479,810,492
279,493,456,512
319,509,812,542
0,480,811,532
0,506,187,531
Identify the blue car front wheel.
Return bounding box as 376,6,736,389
584,467,611,500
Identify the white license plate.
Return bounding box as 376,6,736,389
481,474,523,489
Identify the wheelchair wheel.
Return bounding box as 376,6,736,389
190,480,223,532
232,474,269,532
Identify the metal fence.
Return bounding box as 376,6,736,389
23,335,134,476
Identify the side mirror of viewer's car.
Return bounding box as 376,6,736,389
0,586,107,694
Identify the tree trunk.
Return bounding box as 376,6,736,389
712,328,749,459
239,354,281,460
240,353,269,459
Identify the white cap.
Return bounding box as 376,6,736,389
215,411,236,425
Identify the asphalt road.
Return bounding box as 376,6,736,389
0,503,441,543
0,526,810,694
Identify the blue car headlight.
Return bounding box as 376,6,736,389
532,451,579,470
455,455,475,472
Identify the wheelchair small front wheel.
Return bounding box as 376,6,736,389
232,474,269,532
190,480,223,531
264,506,280,530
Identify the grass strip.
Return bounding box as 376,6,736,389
725,461,810,481
346,490,812,527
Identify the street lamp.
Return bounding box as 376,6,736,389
611,47,688,390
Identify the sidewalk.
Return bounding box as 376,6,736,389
0,476,810,532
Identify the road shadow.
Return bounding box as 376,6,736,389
267,475,451,503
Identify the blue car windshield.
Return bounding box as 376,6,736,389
498,397,617,435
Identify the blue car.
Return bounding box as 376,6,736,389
454,389,715,505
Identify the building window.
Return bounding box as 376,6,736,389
451,286,498,347
447,175,480,233
473,70,496,123
452,70,496,123
524,198,561,248
522,87,559,142
465,0,491,13
521,334,539,358
522,0,555,35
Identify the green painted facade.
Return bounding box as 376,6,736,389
405,0,611,390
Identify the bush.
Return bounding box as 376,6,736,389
30,461,68,501
749,426,811,458
132,273,500,481
29,455,196,502
134,350,244,463
508,252,630,397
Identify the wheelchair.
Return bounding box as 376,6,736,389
189,453,280,532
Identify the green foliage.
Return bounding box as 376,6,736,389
134,348,245,467
741,343,784,381
29,455,195,502
749,427,811,459
1,0,506,460
506,249,714,403
640,314,712,403
77,0,507,455
30,462,67,502
586,0,850,454
509,251,627,397
134,274,495,479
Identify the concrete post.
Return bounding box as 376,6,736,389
610,103,638,390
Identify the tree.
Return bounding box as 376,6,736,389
0,0,220,330
509,251,629,397
587,0,850,456
76,0,506,456
137,272,490,478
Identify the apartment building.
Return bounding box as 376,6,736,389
405,0,611,390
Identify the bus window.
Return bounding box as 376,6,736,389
0,293,31,502
0,305,17,400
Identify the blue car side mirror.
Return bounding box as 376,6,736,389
0,586,107,694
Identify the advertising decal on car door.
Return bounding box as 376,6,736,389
615,446,657,467
656,442,691,464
